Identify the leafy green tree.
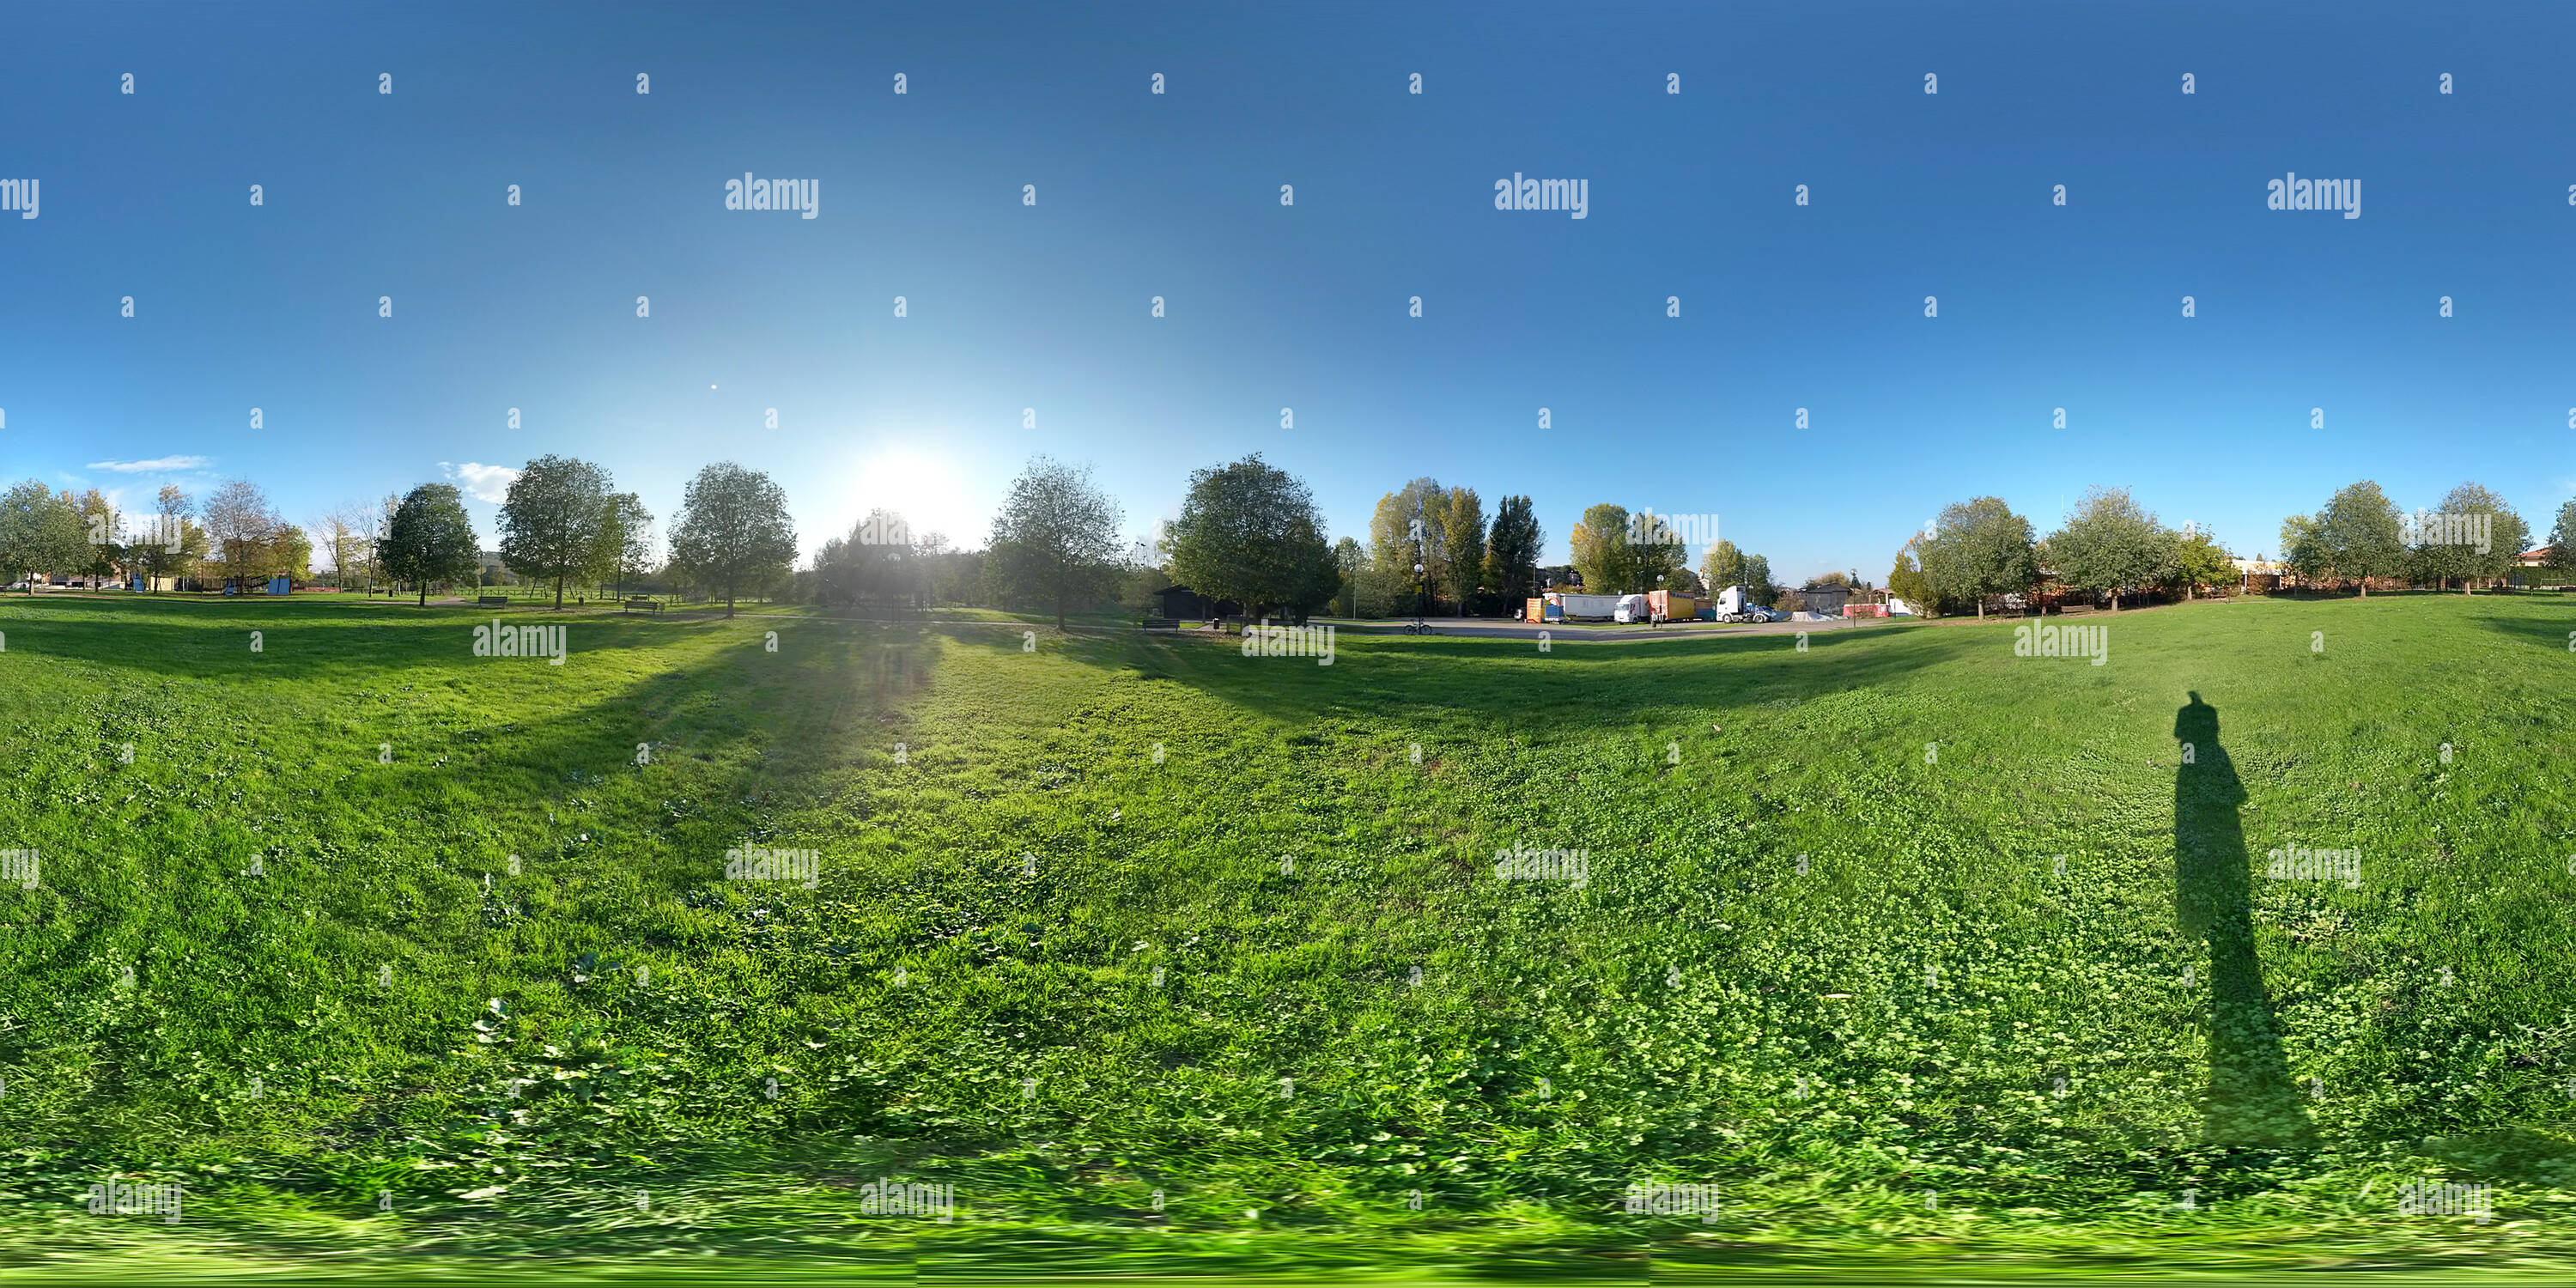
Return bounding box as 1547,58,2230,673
2279,513,2326,586
1917,496,2038,617
2415,482,2525,594
1741,553,1775,605
1163,453,1338,623
2405,496,2458,591
2544,501,2576,580
379,483,481,605
595,491,655,594
0,479,86,592
2489,507,2535,592
1367,478,1449,610
1888,539,1935,613
75,489,122,582
137,485,207,590
670,462,800,619
499,454,613,610
2314,480,2405,596
204,478,281,593
1437,487,1485,615
1627,509,1688,594
355,493,401,593
1701,538,1748,592
1481,495,1544,606
986,455,1121,629
269,524,313,584
1569,503,1634,593
1119,550,1172,617
1701,540,1773,602
2167,526,2235,599
814,512,907,607
1332,537,1364,617
2044,486,2174,611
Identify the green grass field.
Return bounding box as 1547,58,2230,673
3,591,2573,1281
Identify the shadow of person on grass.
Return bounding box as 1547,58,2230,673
2174,691,2316,1148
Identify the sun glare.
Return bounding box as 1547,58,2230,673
839,447,980,546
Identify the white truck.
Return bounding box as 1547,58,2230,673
1714,584,1774,623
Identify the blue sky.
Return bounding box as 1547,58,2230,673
3,0,2572,580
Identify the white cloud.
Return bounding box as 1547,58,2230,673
440,460,521,503
86,455,212,472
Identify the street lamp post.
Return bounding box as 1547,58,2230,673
1413,495,1430,631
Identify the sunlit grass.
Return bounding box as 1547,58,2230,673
1,592,2572,1278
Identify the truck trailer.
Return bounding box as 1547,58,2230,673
1543,592,1624,621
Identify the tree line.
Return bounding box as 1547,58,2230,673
21,453,2546,623
0,479,302,595
2278,481,2561,594
375,459,791,616
0,451,1799,624
808,457,1735,625
1148,465,1787,621
1886,480,2555,618
0,461,792,617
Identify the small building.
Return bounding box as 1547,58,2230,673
2518,546,2553,568
1799,583,1851,616
1152,584,1241,622
2231,556,2286,593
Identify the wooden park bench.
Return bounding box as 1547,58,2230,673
477,594,510,607
623,598,664,614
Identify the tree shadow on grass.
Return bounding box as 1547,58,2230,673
1030,621,1990,736
2174,691,2317,1148
2467,611,2576,653
3,619,981,1177
0,595,738,682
